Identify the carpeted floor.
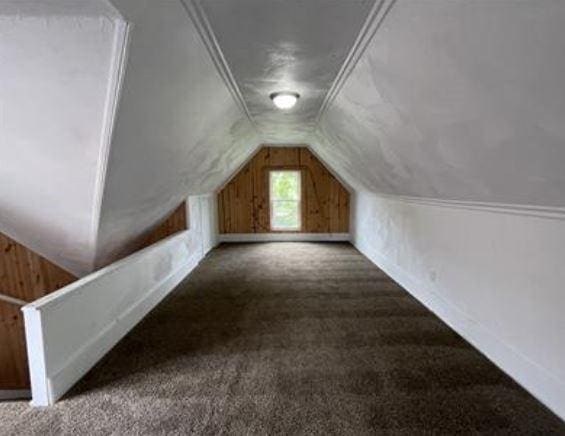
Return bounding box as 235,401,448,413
1,242,563,435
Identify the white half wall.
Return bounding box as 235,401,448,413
352,192,565,420
22,193,218,406
195,194,219,255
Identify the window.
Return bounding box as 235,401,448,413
270,170,301,231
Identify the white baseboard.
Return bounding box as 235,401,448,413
219,233,350,243
355,238,565,422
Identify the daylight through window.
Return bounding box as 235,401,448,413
270,170,301,231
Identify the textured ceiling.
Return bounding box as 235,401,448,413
199,0,374,142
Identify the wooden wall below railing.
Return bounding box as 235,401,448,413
0,233,77,391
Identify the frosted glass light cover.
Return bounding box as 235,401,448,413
270,92,299,110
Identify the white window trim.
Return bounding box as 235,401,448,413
269,170,302,232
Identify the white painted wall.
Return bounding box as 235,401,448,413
94,0,259,267
195,194,219,255
352,192,565,420
23,193,218,406
186,194,218,260
0,3,124,275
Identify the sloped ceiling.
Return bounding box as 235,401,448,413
199,0,373,143
93,0,260,267
0,0,262,273
0,0,123,275
317,0,565,207
195,0,565,208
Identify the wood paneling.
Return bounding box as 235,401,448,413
218,146,349,234
97,202,188,269
140,202,187,249
0,233,77,390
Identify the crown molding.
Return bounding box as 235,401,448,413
179,0,255,126
316,0,398,125
367,192,565,221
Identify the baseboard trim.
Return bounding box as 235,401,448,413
219,233,351,243
354,238,565,422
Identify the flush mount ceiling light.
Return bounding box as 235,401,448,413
270,92,300,110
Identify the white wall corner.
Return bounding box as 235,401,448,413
89,17,132,272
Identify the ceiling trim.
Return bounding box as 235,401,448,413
179,0,256,126
315,0,398,125
370,193,565,221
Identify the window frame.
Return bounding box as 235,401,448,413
269,169,302,232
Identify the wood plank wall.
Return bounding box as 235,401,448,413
139,202,187,249
0,233,77,390
218,147,349,234
0,201,186,391
97,201,188,269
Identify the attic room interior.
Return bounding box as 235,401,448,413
1,0,564,433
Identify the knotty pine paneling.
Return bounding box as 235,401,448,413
140,202,187,249
218,146,349,234
0,233,77,390
97,202,188,269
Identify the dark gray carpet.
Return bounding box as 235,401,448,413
1,242,563,435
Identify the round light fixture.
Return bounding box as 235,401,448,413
270,92,299,110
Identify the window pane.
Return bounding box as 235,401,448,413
270,170,301,230
270,171,300,200
271,201,300,230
